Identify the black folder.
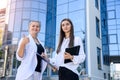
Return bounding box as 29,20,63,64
36,53,56,69
64,45,80,63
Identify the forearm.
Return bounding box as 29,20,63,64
18,43,25,58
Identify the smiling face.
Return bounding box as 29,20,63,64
61,20,71,34
29,21,40,35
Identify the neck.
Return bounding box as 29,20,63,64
65,32,70,38
31,34,37,39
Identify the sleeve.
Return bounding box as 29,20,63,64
49,53,57,65
16,38,24,61
72,37,86,64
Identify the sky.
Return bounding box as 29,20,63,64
0,0,7,9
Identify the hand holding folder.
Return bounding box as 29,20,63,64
36,53,57,71
64,45,80,63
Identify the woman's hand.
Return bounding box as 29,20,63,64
41,52,49,61
18,35,29,58
64,52,73,60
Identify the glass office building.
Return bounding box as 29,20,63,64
1,0,114,80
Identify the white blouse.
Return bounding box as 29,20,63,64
50,37,86,75
15,34,47,80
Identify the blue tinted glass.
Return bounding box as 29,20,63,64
117,30,120,43
57,0,68,5
117,19,120,25
69,0,85,12
57,4,68,15
108,10,115,19
110,51,118,55
107,0,114,2
107,6,115,10
108,25,116,30
31,11,39,20
102,36,107,44
39,13,46,33
23,1,31,8
22,20,29,31
109,34,117,43
40,3,47,10
108,19,116,26
109,44,118,50
108,30,117,34
14,12,22,31
31,1,39,9
116,5,120,18
39,0,47,3
23,11,30,19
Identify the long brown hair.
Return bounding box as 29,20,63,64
56,18,74,53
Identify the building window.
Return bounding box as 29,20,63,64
109,34,117,44
104,73,106,79
97,47,102,70
96,17,100,38
108,10,115,19
95,0,99,9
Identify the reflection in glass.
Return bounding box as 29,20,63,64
31,1,39,9
31,11,39,20
23,1,31,8
22,20,29,31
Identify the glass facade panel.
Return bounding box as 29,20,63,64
108,25,116,30
69,0,85,12
23,1,31,8
117,30,120,43
108,19,116,26
107,6,115,10
109,44,118,51
31,1,39,9
117,19,120,25
30,11,39,20
40,3,47,10
110,51,118,55
108,30,117,34
108,10,115,19
57,0,68,5
23,11,30,19
22,20,29,31
16,1,23,8
14,12,22,32
102,36,108,45
116,5,120,18
57,4,68,15
109,34,117,44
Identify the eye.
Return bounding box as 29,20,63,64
32,25,35,27
66,23,69,26
62,24,65,27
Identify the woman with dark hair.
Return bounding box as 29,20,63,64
50,18,86,80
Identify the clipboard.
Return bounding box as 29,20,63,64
36,53,57,70
64,45,80,63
